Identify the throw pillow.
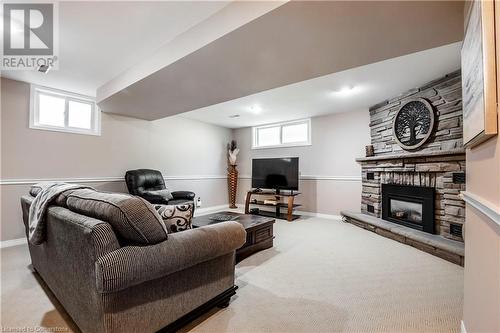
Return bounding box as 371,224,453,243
154,204,193,233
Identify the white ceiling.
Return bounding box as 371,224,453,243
1,1,230,96
181,42,462,128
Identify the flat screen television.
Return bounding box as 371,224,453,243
252,157,299,191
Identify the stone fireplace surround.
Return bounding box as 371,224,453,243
358,149,466,242
341,71,465,266
342,149,466,266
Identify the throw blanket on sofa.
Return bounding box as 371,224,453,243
28,182,94,245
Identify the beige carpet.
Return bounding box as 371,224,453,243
1,217,463,333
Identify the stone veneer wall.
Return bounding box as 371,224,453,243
369,70,463,155
360,71,466,242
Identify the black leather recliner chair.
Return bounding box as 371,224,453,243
125,169,196,208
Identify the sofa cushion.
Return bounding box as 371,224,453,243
154,204,193,233
67,189,167,245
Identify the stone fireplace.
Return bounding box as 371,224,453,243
342,70,466,265
382,184,435,234
358,149,465,242
356,70,466,242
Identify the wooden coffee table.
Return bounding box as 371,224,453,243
192,211,275,262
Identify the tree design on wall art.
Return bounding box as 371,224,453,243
393,98,435,150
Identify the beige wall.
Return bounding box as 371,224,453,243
232,110,370,216
461,2,500,332
0,78,232,242
462,106,500,333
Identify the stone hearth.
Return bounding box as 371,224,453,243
341,211,464,266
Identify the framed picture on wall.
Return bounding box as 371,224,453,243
461,0,498,148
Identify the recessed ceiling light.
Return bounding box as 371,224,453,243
229,114,240,118
248,105,263,114
332,85,360,97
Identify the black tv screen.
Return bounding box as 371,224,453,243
252,157,299,190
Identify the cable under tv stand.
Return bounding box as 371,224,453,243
244,189,301,222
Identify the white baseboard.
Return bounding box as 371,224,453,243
238,175,361,181
460,320,467,333
296,210,342,220
194,204,237,216
0,237,27,249
239,202,341,221
0,175,227,185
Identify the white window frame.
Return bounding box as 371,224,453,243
252,118,311,149
30,84,101,136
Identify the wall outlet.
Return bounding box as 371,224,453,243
196,197,202,207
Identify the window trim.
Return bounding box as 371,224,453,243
252,118,311,149
30,84,101,136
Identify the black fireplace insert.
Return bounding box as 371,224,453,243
382,184,435,234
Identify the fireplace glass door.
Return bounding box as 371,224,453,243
382,184,435,234
389,198,423,224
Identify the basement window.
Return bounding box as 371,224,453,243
30,85,100,136
252,119,311,149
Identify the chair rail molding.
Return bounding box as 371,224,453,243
0,175,227,185
460,191,500,228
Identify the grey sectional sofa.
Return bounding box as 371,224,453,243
21,189,246,333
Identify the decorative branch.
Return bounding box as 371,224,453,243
227,140,239,166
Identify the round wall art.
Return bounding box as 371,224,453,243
392,98,435,150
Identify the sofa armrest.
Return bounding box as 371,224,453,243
95,221,246,293
21,195,121,260
171,191,195,201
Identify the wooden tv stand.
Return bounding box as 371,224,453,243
244,189,301,221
